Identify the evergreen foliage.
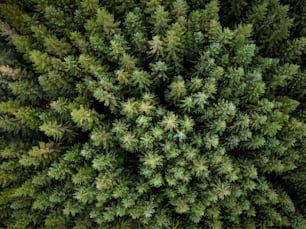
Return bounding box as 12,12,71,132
0,0,305,228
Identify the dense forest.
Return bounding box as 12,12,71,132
0,0,305,228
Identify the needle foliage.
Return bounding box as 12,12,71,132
0,0,305,228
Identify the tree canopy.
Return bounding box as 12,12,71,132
0,0,305,228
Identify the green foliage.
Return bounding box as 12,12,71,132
71,106,101,131
39,121,77,143
0,0,305,228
